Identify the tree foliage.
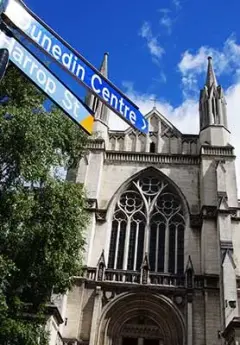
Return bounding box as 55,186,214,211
0,64,89,344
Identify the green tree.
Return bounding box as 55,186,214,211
0,64,89,344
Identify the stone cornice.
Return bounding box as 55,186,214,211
201,205,218,219
87,204,240,225
87,139,105,151
105,151,200,165
79,267,219,291
191,205,240,224
20,303,63,325
45,304,64,325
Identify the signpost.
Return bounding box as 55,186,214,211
0,48,9,81
1,0,149,133
0,31,94,134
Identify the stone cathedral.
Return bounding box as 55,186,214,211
49,55,240,345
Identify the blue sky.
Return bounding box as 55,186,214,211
25,0,240,106
21,0,240,192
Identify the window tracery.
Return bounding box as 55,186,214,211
108,173,185,274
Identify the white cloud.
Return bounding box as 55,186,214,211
159,9,173,34
139,22,164,60
178,36,240,98
172,0,181,10
108,82,240,197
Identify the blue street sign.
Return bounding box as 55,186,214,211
2,0,148,133
0,0,8,15
0,31,94,134
0,48,9,81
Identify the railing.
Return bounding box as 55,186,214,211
87,139,105,150
82,267,217,290
84,267,186,288
105,151,200,165
105,269,140,283
201,145,234,156
149,272,185,287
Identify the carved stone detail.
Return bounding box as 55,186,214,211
201,205,217,219
103,290,116,302
86,198,98,210
95,210,107,222
218,191,229,211
185,256,194,289
190,214,202,228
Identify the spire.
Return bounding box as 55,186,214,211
205,56,217,88
199,57,228,131
99,52,109,78
185,256,194,289
185,255,194,273
85,52,110,126
97,250,106,267
96,250,106,281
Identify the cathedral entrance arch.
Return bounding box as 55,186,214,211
97,292,185,345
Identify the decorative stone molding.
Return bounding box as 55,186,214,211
95,209,107,222
216,159,226,171
185,256,194,289
190,214,202,228
121,324,161,338
174,295,184,306
201,145,235,157
201,205,217,219
87,139,105,151
103,290,116,302
221,241,233,250
63,338,81,345
221,248,236,268
105,151,200,165
229,207,240,221
82,266,220,293
218,191,229,211
86,198,98,211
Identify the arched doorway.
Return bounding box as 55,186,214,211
97,292,185,345
120,315,163,345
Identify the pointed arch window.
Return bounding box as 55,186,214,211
108,173,185,274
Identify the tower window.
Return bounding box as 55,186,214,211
150,142,156,153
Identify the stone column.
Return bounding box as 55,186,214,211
89,286,102,345
187,294,193,345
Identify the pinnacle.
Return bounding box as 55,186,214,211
205,56,217,88
99,52,108,78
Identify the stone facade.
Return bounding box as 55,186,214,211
51,56,240,345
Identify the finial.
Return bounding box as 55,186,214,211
150,97,157,109
205,55,217,88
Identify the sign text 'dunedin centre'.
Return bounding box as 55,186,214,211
2,0,148,133
0,31,94,134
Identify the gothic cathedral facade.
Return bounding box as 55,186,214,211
51,55,240,345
